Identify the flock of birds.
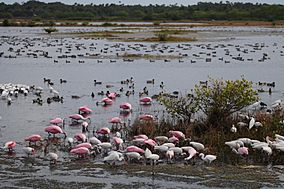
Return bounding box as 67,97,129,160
1,31,283,65
0,103,218,166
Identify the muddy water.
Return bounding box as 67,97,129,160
0,26,284,188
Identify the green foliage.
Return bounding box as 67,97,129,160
0,2,284,21
158,94,197,123
2,19,9,26
43,27,58,34
194,77,259,127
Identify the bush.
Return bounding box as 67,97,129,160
194,77,259,129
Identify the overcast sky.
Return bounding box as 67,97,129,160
2,0,284,5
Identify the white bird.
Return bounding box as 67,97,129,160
145,148,159,163
225,140,244,149
199,153,217,164
154,145,168,153
23,147,35,157
125,152,142,161
103,151,124,164
47,152,58,163
190,142,205,151
249,117,255,130
162,142,175,148
89,136,101,145
231,124,237,133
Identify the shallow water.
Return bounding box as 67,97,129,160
0,26,284,188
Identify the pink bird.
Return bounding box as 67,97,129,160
166,150,175,161
4,141,16,151
126,146,145,154
169,130,185,140
139,114,154,121
45,125,66,138
70,147,90,157
100,97,113,106
73,142,92,150
25,134,42,144
139,97,152,105
144,139,157,147
184,147,197,161
233,146,249,156
50,117,64,126
79,106,92,114
109,117,122,124
168,136,179,144
97,127,111,135
113,137,123,150
74,133,87,143
120,102,132,112
134,134,148,140
107,92,117,99
69,114,87,122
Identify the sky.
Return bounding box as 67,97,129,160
2,0,284,5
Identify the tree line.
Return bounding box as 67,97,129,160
0,1,284,21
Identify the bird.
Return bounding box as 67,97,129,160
103,151,124,165
23,147,35,157
199,153,217,164
47,152,58,164
231,125,237,133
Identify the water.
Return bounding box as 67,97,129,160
0,26,284,188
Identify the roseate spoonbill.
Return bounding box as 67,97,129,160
3,141,16,151
47,152,58,164
126,146,145,154
168,136,179,144
44,125,66,138
119,103,132,113
190,142,205,151
70,147,90,158
169,130,185,140
139,97,152,105
183,146,197,161
74,133,87,143
134,134,148,140
50,117,64,127
69,114,90,123
73,142,93,150
139,114,154,122
144,139,157,149
103,151,124,165
166,149,174,162
97,97,113,106
113,137,123,150
107,92,117,99
25,134,42,145
109,117,122,124
96,127,111,135
132,138,146,146
232,147,248,156
199,153,217,164
23,147,35,157
78,106,92,114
